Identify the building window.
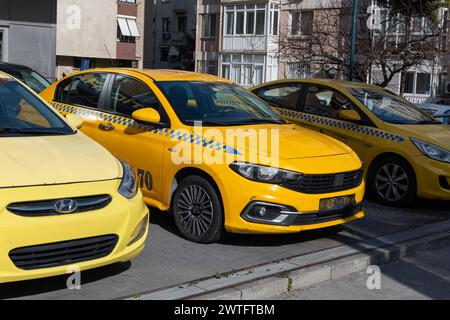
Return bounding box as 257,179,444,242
117,16,140,42
202,14,217,37
287,63,310,79
416,73,432,94
403,71,432,95
178,16,187,32
291,10,313,36
270,4,279,36
221,54,265,86
224,4,266,36
160,46,169,62
162,17,170,32
198,60,217,75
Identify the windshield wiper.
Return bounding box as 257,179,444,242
235,118,287,125
184,120,231,126
0,128,71,136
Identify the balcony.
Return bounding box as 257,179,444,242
222,35,267,52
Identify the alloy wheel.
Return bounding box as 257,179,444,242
176,185,214,237
375,163,409,202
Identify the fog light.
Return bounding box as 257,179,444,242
259,207,267,217
128,214,149,246
247,204,291,224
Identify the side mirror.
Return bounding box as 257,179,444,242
66,113,84,129
339,109,362,122
132,108,161,124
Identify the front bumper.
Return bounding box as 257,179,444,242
412,155,450,200
0,180,149,284
241,201,363,227
216,168,365,235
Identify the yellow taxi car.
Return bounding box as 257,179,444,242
251,79,450,205
41,69,365,243
0,71,149,283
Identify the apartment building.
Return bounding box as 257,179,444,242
56,0,149,78
282,1,450,103
151,0,197,70
0,0,57,81
196,0,281,87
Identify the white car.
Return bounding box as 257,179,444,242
416,103,450,124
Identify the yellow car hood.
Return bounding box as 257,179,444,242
391,124,450,150
194,124,353,160
0,132,121,188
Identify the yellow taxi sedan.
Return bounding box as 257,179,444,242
251,79,450,205
41,69,365,243
0,71,149,283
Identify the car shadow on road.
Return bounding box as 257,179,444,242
149,208,356,248
0,261,131,299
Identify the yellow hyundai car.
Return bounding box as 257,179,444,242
0,71,149,283
41,69,365,243
251,79,450,205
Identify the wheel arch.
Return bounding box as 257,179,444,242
169,167,224,211
367,152,416,179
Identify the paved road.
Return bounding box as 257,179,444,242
1,197,449,300
271,246,450,300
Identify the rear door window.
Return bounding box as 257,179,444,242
254,83,303,110
55,73,107,109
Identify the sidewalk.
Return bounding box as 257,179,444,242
129,218,450,300
270,246,450,300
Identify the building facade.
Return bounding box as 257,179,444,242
151,0,197,70
442,4,450,102
55,0,148,78
196,0,281,87
0,0,57,81
196,0,450,103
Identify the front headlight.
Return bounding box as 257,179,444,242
229,162,302,184
411,138,450,163
118,160,138,199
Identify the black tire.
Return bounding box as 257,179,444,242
172,175,224,243
367,156,417,206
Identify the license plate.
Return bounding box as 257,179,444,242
320,195,355,212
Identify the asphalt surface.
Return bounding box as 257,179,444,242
271,246,450,300
1,197,449,300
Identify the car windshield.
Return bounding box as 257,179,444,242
156,81,286,126
8,69,51,93
348,87,439,125
0,78,74,136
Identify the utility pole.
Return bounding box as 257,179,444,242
349,0,359,81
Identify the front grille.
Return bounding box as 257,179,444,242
9,235,118,270
7,195,112,217
282,169,363,194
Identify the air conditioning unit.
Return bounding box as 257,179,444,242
446,82,450,95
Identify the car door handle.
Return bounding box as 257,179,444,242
98,123,115,131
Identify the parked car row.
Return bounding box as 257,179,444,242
0,65,449,284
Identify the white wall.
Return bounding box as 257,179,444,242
56,0,117,59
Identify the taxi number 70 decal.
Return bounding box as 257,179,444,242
137,169,153,191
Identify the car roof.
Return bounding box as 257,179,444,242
74,68,231,83
0,70,14,80
0,62,32,72
253,78,382,91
